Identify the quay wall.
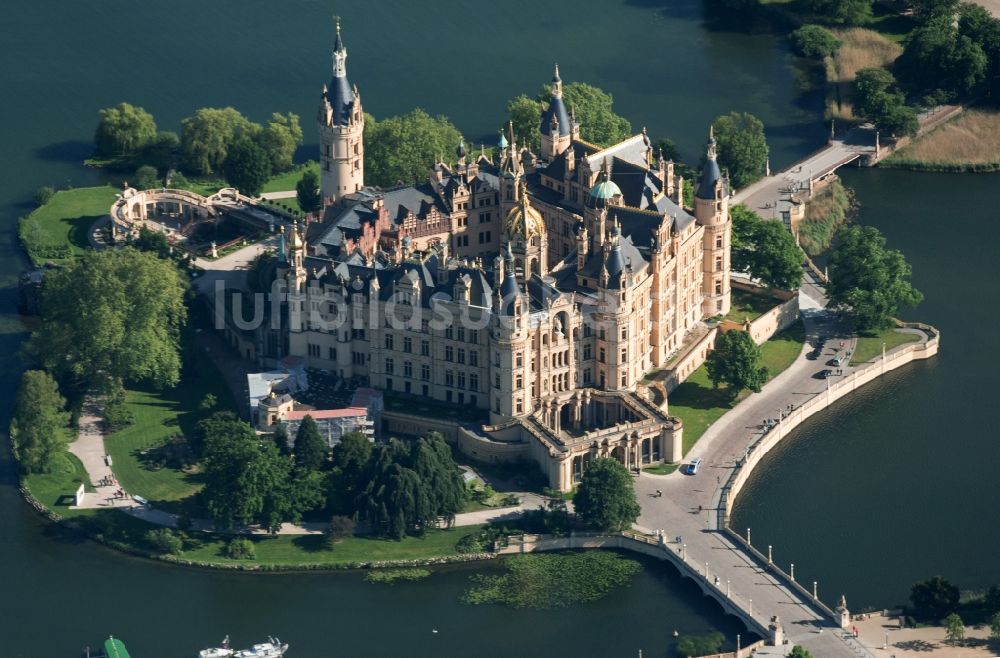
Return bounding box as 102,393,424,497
720,282,800,346
721,323,940,524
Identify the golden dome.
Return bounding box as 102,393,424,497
503,183,545,242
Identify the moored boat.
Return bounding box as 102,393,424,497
199,636,288,658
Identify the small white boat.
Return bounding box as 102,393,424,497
199,636,288,658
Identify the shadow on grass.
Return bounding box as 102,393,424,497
67,213,105,250
669,381,735,411
291,534,327,553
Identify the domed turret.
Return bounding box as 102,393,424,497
456,140,467,160
503,182,545,242
586,161,623,208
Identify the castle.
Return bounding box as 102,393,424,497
253,22,732,489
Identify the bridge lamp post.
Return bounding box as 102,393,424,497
682,543,687,561
790,563,795,582
767,545,772,565
813,581,818,600
736,634,741,658
705,561,709,577
749,598,753,616
727,579,731,598
746,527,751,545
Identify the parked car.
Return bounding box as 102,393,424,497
807,347,822,360
828,355,846,367
814,369,833,379
686,457,703,475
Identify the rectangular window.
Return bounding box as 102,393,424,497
445,370,454,387
515,352,523,368
445,326,454,339
328,347,336,360
446,390,453,402
445,346,454,362
385,358,394,374
421,340,430,356
457,372,466,389
469,330,478,344
457,348,465,364
421,364,430,381
404,361,413,378
457,327,465,342
515,375,523,390
469,350,478,367
470,373,479,391
716,235,723,249
384,334,394,350
715,256,723,272
583,368,592,384
715,280,722,295
403,337,412,353
599,348,606,363
583,344,592,360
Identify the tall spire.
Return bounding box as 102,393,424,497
332,17,348,79
552,63,562,96
333,16,344,53
540,65,570,138
697,127,722,200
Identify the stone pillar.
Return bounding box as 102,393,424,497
768,616,784,646
666,424,682,463
835,595,850,629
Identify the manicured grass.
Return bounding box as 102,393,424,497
850,328,920,365
174,179,227,197
669,321,805,456
18,186,117,265
724,288,779,324
261,162,318,194
178,525,482,566
23,452,94,511
643,463,679,475
104,337,236,503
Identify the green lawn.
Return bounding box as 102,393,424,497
851,328,920,365
669,321,805,456
174,179,227,197
262,162,318,194
19,186,117,265
178,525,481,567
643,463,679,475
23,452,94,512
724,288,780,324
104,335,235,504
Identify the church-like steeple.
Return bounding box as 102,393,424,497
540,64,571,138
318,18,365,203
327,17,353,127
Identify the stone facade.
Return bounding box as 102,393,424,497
244,25,734,490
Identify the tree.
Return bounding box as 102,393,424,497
788,647,814,658
573,458,641,532
180,107,257,176
539,82,632,147
907,0,960,24
790,25,843,59
134,165,160,191
328,431,373,514
707,330,768,395
223,136,271,197
34,186,54,207
897,16,988,101
985,585,1000,614
827,225,923,331
271,424,290,455
989,611,1000,641
801,0,873,26
225,537,256,559
877,103,919,139
259,112,303,173
296,169,322,213
731,205,803,290
944,612,965,644
909,576,960,621
356,433,465,539
95,103,157,157
851,68,919,139
294,415,327,472
140,131,180,172
28,249,187,389
10,370,71,474
505,95,544,152
200,417,298,532
364,109,463,187
711,112,769,189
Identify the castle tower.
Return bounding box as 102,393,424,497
286,220,309,357
584,160,623,251
539,65,575,161
318,19,365,204
594,223,634,391
694,128,732,318
490,247,532,421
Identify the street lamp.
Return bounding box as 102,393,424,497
727,579,731,598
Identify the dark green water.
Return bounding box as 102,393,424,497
0,0,821,655
732,168,1000,611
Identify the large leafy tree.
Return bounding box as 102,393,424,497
896,16,988,101
293,415,327,472
827,225,923,331
356,433,464,539
706,330,768,398
539,82,632,147
259,112,303,173
10,370,71,474
180,107,257,176
224,136,272,196
711,112,769,189
200,415,299,532
790,25,842,59
328,431,374,514
505,95,544,152
851,68,919,139
364,109,463,187
910,576,959,621
29,249,187,390
801,0,873,26
731,205,803,290
296,169,322,213
907,0,960,24
574,458,640,532
94,103,157,157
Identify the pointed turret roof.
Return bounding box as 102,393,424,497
326,18,354,126
540,64,571,137
696,127,722,200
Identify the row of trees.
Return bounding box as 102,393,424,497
94,103,303,195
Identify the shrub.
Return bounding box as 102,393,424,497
145,528,183,555
791,25,842,59
225,537,256,560
364,568,431,584
134,164,160,191
34,186,55,207
323,515,356,549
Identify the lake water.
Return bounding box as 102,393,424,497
0,0,994,653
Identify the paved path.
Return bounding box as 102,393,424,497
67,396,133,509
260,190,297,200
192,234,279,297
855,612,996,658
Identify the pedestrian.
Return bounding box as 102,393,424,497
698,504,702,512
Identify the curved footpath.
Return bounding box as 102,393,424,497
634,282,938,657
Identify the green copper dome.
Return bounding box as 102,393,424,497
587,179,622,207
